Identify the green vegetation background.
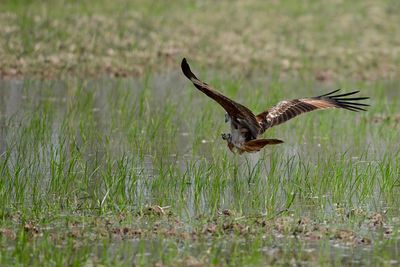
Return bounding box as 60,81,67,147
0,1,399,266
0,0,399,80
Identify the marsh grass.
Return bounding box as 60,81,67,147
0,0,400,79
0,0,400,264
0,75,399,266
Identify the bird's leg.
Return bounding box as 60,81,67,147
221,133,231,141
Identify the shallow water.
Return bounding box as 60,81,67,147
0,77,400,265
0,77,399,214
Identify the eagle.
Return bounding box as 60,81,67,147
181,58,369,154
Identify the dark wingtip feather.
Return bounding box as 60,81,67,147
339,104,367,112
335,97,370,101
317,89,370,112
336,101,369,112
318,89,341,97
330,90,361,98
181,58,197,80
336,101,369,107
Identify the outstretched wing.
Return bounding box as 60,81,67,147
181,58,260,137
257,89,369,133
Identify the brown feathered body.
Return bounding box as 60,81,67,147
181,58,369,154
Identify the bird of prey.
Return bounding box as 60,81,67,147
181,58,369,154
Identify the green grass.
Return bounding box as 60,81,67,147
0,76,399,266
0,0,400,265
0,0,400,79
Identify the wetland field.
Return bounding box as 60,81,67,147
0,1,400,266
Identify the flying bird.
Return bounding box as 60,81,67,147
181,58,369,154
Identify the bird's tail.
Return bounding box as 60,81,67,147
242,139,284,153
